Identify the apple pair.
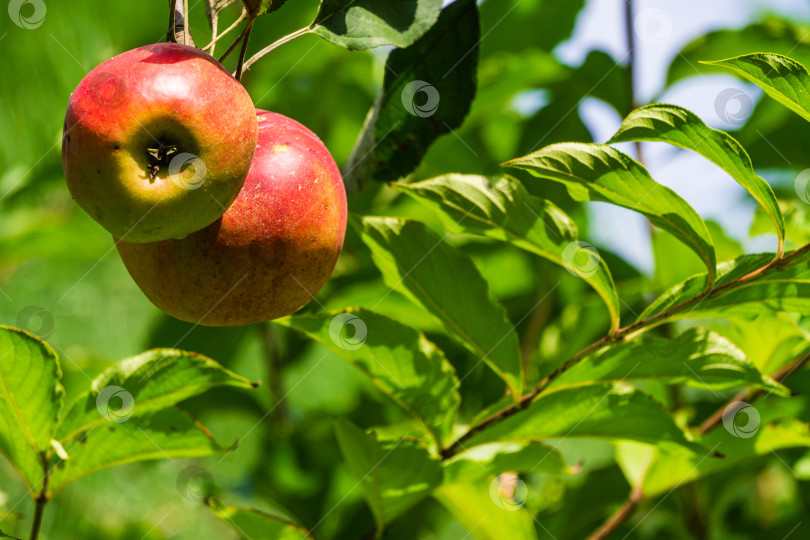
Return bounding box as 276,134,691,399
62,44,347,326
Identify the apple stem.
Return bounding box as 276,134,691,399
183,0,190,46
167,0,177,43
166,0,194,46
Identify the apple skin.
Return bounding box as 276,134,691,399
62,43,257,242
116,110,348,326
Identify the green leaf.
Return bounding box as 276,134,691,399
637,249,810,323
636,381,810,495
729,88,810,170
434,481,538,540
343,0,478,189
276,309,460,446
666,18,810,87
751,199,810,249
613,441,656,491
464,382,700,452
56,349,255,442
354,216,523,398
479,0,585,54
651,222,743,290
505,143,717,286
703,53,810,123
551,327,787,395
609,104,784,254
642,419,810,497
241,0,286,18
49,408,226,495
392,174,621,332
443,441,571,484
0,326,63,495
311,0,442,50
0,530,20,540
707,313,808,374
208,500,312,540
334,417,442,529
636,253,767,322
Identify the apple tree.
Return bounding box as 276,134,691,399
3,0,810,539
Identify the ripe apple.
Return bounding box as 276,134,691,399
116,110,348,326
62,43,258,242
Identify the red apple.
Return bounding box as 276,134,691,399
116,110,348,326
62,43,257,242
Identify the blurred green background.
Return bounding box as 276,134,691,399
4,0,810,538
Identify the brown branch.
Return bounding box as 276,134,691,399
441,334,614,458
586,488,643,540
442,240,810,459
584,348,810,539
622,0,645,166
698,348,810,434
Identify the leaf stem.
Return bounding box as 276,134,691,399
218,21,252,64
203,10,247,55
241,27,312,74
234,19,254,81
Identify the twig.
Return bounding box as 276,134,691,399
698,349,810,434
241,27,311,74
441,334,613,458
586,488,643,540
29,456,50,540
622,0,645,165
442,240,810,458
584,348,810,539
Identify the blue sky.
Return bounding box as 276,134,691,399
552,0,810,273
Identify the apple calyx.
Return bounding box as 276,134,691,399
145,140,179,181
